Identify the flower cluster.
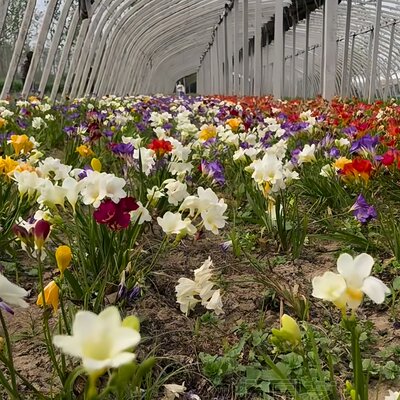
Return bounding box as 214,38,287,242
175,257,223,315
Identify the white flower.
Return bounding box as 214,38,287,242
147,186,165,204
0,273,29,310
32,117,47,130
62,177,82,211
37,157,72,180
248,154,283,186
205,289,224,315
36,180,67,207
157,212,196,236
385,390,400,400
320,164,334,178
164,179,189,206
298,144,316,165
335,138,350,147
312,271,347,310
336,253,390,310
130,201,151,225
13,170,41,197
164,382,186,399
312,253,390,310
53,307,140,375
132,148,155,176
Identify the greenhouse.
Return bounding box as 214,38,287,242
0,0,400,399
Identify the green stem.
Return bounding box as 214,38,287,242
0,309,18,396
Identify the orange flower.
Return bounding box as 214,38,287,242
36,281,59,313
199,125,217,141
0,156,19,175
76,145,94,157
10,135,34,155
0,117,7,128
334,157,352,170
226,118,242,132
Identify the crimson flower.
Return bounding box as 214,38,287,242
93,197,138,231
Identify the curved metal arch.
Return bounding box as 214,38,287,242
85,0,226,96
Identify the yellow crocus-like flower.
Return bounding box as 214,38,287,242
199,125,217,141
0,156,19,175
10,134,34,155
37,280,59,313
55,245,72,277
334,156,352,170
0,117,7,128
76,144,94,157
226,118,242,132
91,158,102,172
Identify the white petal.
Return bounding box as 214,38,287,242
98,306,121,326
336,253,354,278
72,311,98,339
83,357,112,373
362,276,390,304
352,253,374,279
109,352,136,369
110,328,141,355
53,336,82,357
311,272,346,301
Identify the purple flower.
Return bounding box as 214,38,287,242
201,160,225,185
329,147,340,158
350,194,377,224
110,142,134,156
350,134,379,154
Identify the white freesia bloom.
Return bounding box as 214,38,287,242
38,157,72,180
164,179,189,206
36,180,67,207
32,117,47,130
0,273,29,310
164,382,187,399
336,253,390,310
297,144,316,165
312,253,390,310
176,258,223,315
130,201,151,225
13,170,41,197
385,390,400,400
53,307,140,375
157,212,196,236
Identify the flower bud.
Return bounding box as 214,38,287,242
122,316,140,332
55,245,72,277
33,220,51,250
37,281,59,313
91,158,102,172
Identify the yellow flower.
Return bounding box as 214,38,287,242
55,245,72,277
199,125,217,141
271,314,301,346
226,118,242,132
0,117,7,128
36,280,59,313
334,157,352,170
91,158,102,172
28,96,39,103
10,135,34,155
76,145,94,157
0,156,19,175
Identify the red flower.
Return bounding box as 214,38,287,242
33,220,51,250
382,151,396,166
93,197,138,231
341,158,373,182
148,139,173,157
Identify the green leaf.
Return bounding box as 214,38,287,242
393,276,400,291
63,269,84,299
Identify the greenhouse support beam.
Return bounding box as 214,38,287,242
224,13,230,95
291,20,296,98
254,0,262,96
368,0,383,102
364,30,373,99
234,0,240,95
384,23,395,99
303,12,310,98
0,0,10,39
22,0,58,99
50,9,80,102
1,0,37,99
347,33,356,97
273,0,284,99
38,0,74,97
322,0,337,100
340,0,352,98
242,0,249,96
320,3,325,95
